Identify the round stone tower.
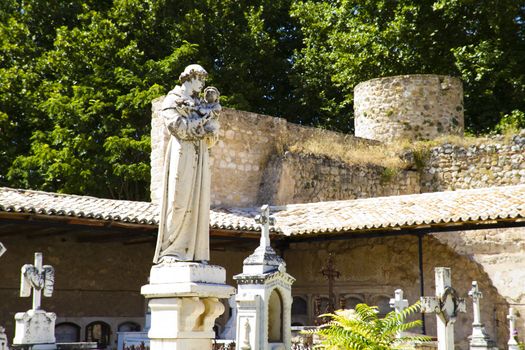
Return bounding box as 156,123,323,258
354,74,464,143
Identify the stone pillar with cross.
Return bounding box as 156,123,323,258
390,289,409,339
13,252,57,350
420,267,466,350
467,281,497,350
234,204,295,350
507,307,520,350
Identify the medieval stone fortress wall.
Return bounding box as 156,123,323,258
354,74,464,142
151,74,525,209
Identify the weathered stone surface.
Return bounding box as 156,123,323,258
354,75,464,143
13,310,56,345
421,135,525,192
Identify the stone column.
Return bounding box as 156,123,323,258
141,263,235,350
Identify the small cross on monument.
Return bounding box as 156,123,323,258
254,204,274,249
420,267,466,350
390,289,409,339
468,281,496,349
507,307,519,350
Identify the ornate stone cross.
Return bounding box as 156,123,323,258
468,281,496,349
508,307,519,350
420,267,466,350
20,252,55,310
390,289,409,339
321,253,340,314
254,204,275,248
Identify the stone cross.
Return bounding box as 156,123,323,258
254,204,275,248
390,289,409,314
508,307,519,350
321,253,340,314
390,289,409,339
420,267,466,350
468,281,496,349
20,252,55,310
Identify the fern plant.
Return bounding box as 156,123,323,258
307,302,431,350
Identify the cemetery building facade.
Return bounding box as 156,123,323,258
1,74,525,349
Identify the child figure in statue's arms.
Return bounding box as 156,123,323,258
196,86,221,146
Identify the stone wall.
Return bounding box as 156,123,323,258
150,100,368,207
258,152,420,205
285,234,509,350
354,75,464,143
0,228,513,350
421,133,525,192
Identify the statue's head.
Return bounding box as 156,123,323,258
179,64,207,95
203,86,220,103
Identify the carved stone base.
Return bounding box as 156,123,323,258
13,310,56,346
141,262,235,350
469,324,497,350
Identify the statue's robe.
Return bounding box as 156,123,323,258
153,86,212,263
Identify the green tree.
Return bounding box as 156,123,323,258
291,0,525,133
309,303,430,350
0,0,301,199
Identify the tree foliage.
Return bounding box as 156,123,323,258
0,0,300,199
1,0,525,199
291,0,525,133
308,303,430,350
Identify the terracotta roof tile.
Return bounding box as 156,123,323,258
1,185,524,236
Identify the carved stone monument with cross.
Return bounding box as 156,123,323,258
390,289,409,339
234,205,295,350
12,252,57,350
467,281,497,350
420,267,466,350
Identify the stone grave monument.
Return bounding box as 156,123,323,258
141,64,234,350
507,307,519,350
12,252,56,350
421,267,466,350
390,289,409,339
234,205,295,350
467,281,497,350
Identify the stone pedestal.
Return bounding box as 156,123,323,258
141,262,235,350
13,310,56,349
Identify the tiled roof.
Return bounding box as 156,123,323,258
1,185,524,236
